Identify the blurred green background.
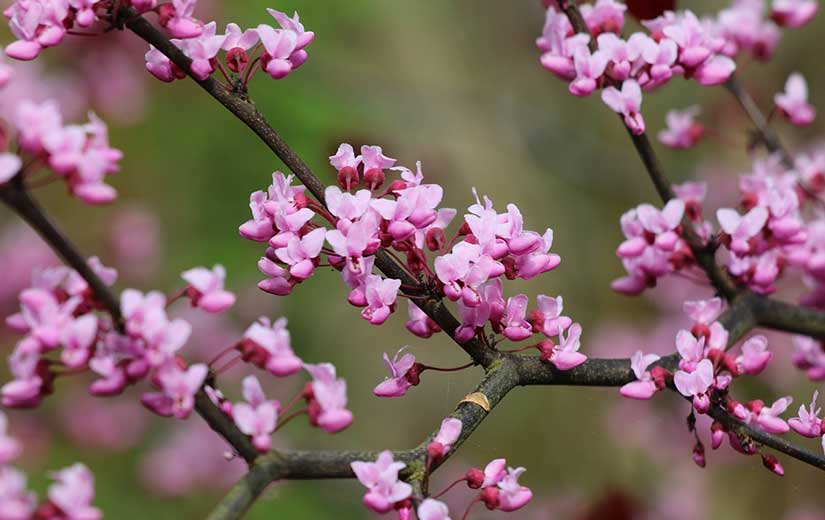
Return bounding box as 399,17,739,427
2,1,825,518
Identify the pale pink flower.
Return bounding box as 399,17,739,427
0,466,36,519
233,375,279,452
683,297,723,327
658,106,704,149
674,359,714,413
256,23,297,79
142,363,208,419
569,47,608,97
175,22,226,80
775,73,816,126
351,450,412,514
531,294,572,337
0,153,21,184
405,302,440,339
59,314,98,369
502,294,532,341
601,79,645,135
305,363,353,433
736,335,773,375
374,348,417,398
542,323,587,370
675,329,706,371
0,412,21,465
771,0,818,28
361,275,401,325
494,466,533,512
754,397,793,434
717,206,769,254
427,417,462,460
789,390,822,437
241,317,302,376
145,45,178,82
13,99,62,153
163,0,203,39
4,0,69,61
418,499,451,520
48,463,101,520
620,350,661,400
182,264,236,313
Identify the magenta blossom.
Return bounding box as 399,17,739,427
480,465,533,512
405,302,440,339
351,450,412,514
569,47,608,97
256,23,298,79
775,73,816,126
141,363,208,419
174,22,226,81
0,412,21,465
620,350,661,400
789,390,822,437
181,264,236,313
755,396,792,434
361,275,401,325
717,206,769,254
530,294,572,337
233,375,279,452
0,466,35,518
502,294,532,341
374,348,418,398
162,0,203,39
736,335,772,375
305,363,353,433
601,79,644,135
4,0,68,61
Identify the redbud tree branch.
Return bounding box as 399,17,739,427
0,173,259,464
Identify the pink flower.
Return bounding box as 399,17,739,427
256,23,298,79
274,227,326,281
620,350,661,400
569,47,608,97
4,0,68,61
541,323,587,370
360,145,396,185
775,73,816,126
13,99,62,153
658,106,704,149
267,9,314,51
0,152,21,184
305,363,353,433
361,275,401,325
717,206,769,254
638,34,678,84
601,79,645,135
47,463,101,520
162,0,203,39
0,466,35,518
142,363,208,419
736,335,773,375
182,264,236,313
480,466,533,512
60,314,98,369
405,302,440,339
222,23,259,51
502,294,532,341
427,417,462,461
326,186,372,222
0,412,21,465
675,329,706,372
683,297,723,327
374,348,418,398
233,376,279,452
530,294,572,337
175,22,226,80
69,0,99,27
418,499,451,520
771,0,818,27
580,0,626,34
789,390,822,437
693,55,736,86
351,451,412,514
145,45,180,82
326,216,380,276
241,317,302,376
329,144,361,189
596,33,643,82
674,359,714,413
755,397,792,434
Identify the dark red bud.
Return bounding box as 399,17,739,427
427,441,445,461
691,323,711,340
406,363,424,386
226,47,249,73
364,168,385,190
692,442,706,468
465,468,484,489
337,166,359,191
481,487,500,510
158,3,175,26
293,192,310,209
425,227,446,252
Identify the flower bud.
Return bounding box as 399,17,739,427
336,166,359,191
692,443,706,468
762,454,784,476
226,48,249,73
427,441,445,461
157,3,175,26
481,486,500,510
425,228,446,251
363,168,385,190
465,468,485,489
711,421,725,449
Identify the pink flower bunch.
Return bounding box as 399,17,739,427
658,106,705,149
791,335,825,380
611,198,689,295
0,99,123,204
0,411,100,519
4,0,86,61
242,144,576,347
181,264,236,313
351,451,413,514
1,259,117,408
145,8,313,84
466,459,533,514
230,376,279,452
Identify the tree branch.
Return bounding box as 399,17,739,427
0,175,258,465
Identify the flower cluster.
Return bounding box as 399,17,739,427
351,433,532,519
240,143,586,371
0,411,101,519
536,1,817,135
0,98,123,204
145,7,313,84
